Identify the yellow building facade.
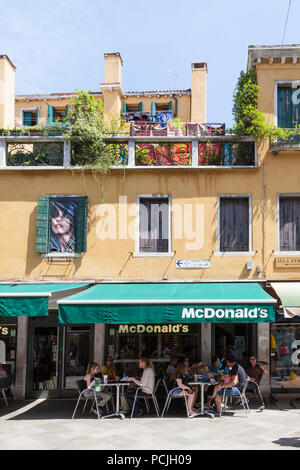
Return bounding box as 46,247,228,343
0,47,299,400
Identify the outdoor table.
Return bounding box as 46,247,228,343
188,380,217,419
101,380,131,420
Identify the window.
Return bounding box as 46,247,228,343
36,195,88,255
279,197,300,251
219,197,250,252
47,105,69,124
271,324,300,392
137,196,170,254
22,108,39,126
277,85,300,129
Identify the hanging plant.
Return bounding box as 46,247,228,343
64,90,126,199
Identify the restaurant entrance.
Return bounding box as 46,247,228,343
212,323,257,368
26,313,94,398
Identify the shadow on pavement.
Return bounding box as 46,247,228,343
273,437,300,448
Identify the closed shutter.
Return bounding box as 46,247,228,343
279,197,300,251
47,105,55,125
220,198,249,252
36,196,50,253
139,198,169,252
151,102,157,116
75,196,88,253
36,107,40,125
168,100,173,112
122,101,127,114
138,102,143,112
278,86,293,128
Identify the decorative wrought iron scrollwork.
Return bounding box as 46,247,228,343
7,142,64,166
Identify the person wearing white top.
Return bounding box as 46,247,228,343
125,358,155,417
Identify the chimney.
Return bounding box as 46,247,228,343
101,52,124,120
0,55,15,128
104,52,123,85
191,62,207,123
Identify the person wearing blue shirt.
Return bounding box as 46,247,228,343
209,355,225,374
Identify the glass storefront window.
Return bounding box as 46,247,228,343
106,323,200,377
32,327,58,391
0,321,17,376
271,323,300,391
64,326,93,389
213,323,255,368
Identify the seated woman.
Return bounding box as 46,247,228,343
125,357,156,417
168,361,199,418
83,362,112,417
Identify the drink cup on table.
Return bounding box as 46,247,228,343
103,375,108,384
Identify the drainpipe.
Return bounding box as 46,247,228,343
172,94,178,118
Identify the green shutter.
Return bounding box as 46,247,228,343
75,196,88,253
151,102,157,116
36,196,50,253
122,101,127,114
36,107,39,125
138,102,143,112
65,104,69,116
168,100,173,112
278,86,293,128
47,105,55,125
23,111,32,126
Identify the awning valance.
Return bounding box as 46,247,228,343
270,282,300,319
0,283,90,317
58,282,276,324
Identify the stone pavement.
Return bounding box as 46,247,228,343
0,396,299,450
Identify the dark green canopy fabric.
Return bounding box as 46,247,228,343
0,283,90,317
58,282,276,324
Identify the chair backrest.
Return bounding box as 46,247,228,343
0,375,13,389
77,379,87,394
241,377,251,396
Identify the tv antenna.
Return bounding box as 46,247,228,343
165,67,178,90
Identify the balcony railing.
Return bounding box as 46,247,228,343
0,130,256,169
269,129,300,152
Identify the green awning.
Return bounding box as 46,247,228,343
0,283,90,317
58,282,276,324
271,282,300,318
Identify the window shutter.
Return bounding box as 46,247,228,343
220,198,249,252
23,111,32,126
151,102,157,116
278,86,293,129
168,100,173,112
75,196,88,253
122,101,127,114
47,105,55,125
65,104,69,116
138,102,143,112
36,196,50,253
36,107,39,125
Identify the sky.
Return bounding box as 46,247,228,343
0,0,298,127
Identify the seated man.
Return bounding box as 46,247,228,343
245,354,268,391
213,355,247,417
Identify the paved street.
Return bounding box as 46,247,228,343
0,397,299,450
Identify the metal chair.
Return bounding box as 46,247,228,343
246,380,265,408
161,387,189,418
72,379,101,420
130,386,160,418
155,377,168,395
220,378,251,417
0,375,16,407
